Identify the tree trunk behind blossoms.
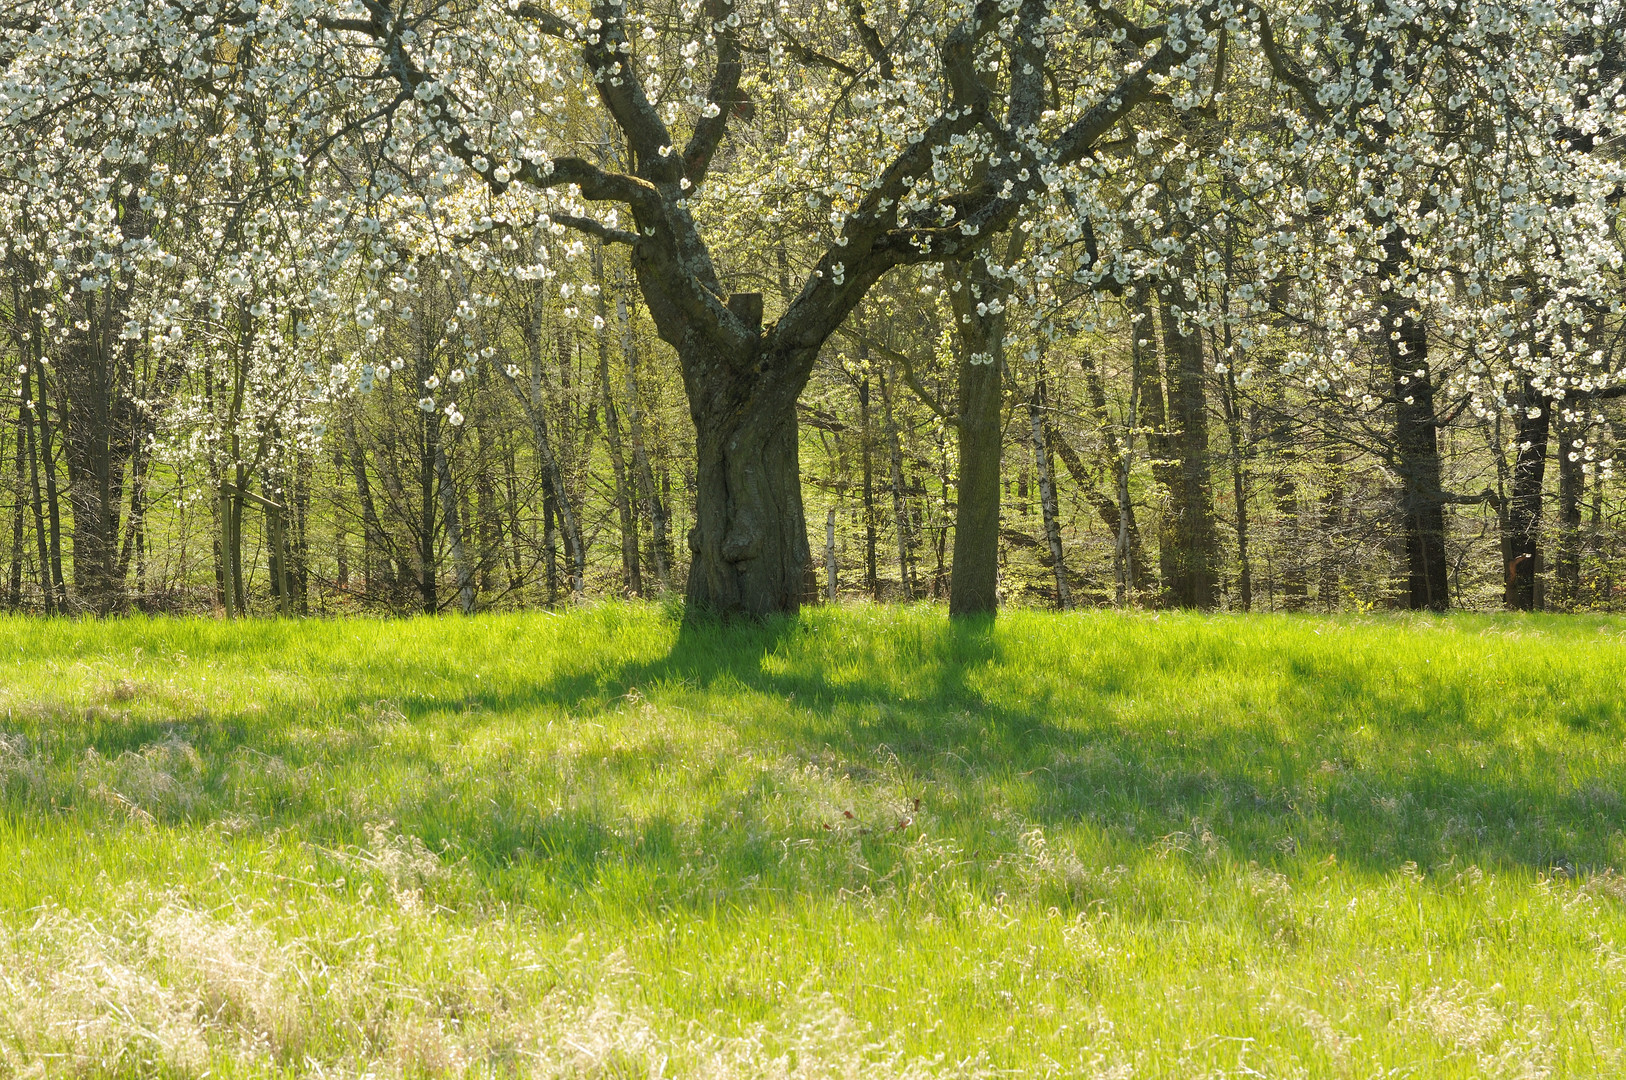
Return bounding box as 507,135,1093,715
60,333,132,614
1157,293,1219,609
1505,380,1551,611
1384,294,1451,612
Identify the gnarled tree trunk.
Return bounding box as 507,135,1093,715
681,326,811,617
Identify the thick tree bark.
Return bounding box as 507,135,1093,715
1505,380,1550,610
681,333,812,617
61,349,129,613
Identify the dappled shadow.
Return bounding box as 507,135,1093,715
4,610,1624,917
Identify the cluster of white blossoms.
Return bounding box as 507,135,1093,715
0,0,1619,491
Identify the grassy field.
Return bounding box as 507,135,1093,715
1,605,1624,1078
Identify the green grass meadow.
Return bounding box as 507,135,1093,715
1,605,1624,1077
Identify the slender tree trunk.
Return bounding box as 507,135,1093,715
1505,380,1550,611
1029,371,1070,609
598,331,640,598
858,371,879,598
36,372,66,612
502,439,524,591
543,493,559,605
1219,372,1252,611
419,398,439,615
618,293,671,592
1319,448,1344,610
293,446,311,612
435,443,476,614
878,364,915,599
116,437,148,604
1275,465,1306,610
1553,415,1584,608
1134,290,1179,602
1077,347,1151,599
475,421,501,596
333,440,350,592
518,315,585,600
6,407,22,608
594,246,640,597
345,415,393,602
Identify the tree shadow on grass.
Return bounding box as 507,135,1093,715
4,611,1622,915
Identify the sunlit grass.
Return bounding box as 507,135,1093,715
2,605,1624,1077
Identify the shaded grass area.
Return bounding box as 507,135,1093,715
1,605,1624,1077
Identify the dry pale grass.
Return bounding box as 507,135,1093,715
0,878,978,1080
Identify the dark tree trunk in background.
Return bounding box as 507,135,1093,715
946,260,1006,618
1319,449,1344,610
1218,368,1252,611
595,246,641,597
1029,372,1070,609
618,294,672,592
1275,466,1307,609
1505,381,1551,611
878,365,915,599
36,370,67,611
345,415,394,602
61,341,130,613
1157,293,1219,609
436,443,475,614
859,370,879,598
1380,238,1450,611
419,407,439,615
6,411,22,608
